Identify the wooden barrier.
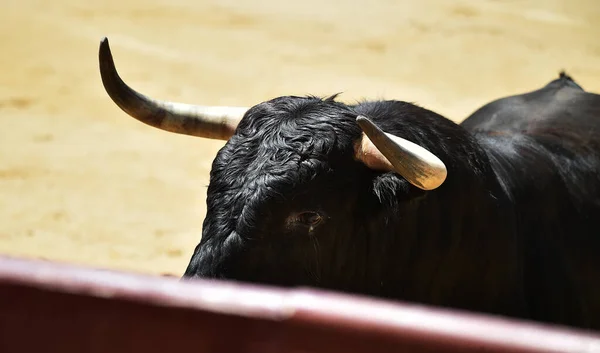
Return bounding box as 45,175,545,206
1,255,599,353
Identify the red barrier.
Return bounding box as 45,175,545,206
1,254,599,353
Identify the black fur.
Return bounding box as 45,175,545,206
183,74,600,331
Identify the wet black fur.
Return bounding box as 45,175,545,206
183,73,600,331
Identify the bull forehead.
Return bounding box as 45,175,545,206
225,120,342,194
226,96,362,174
205,97,363,232
237,96,358,136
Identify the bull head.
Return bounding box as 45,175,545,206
98,37,447,190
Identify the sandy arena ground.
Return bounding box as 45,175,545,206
1,0,599,276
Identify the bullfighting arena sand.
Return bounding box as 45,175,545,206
1,0,599,276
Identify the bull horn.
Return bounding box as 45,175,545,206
98,37,247,140
355,115,447,190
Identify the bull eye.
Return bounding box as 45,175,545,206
298,212,322,226
285,211,326,231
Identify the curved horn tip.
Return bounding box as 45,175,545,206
99,37,110,57
98,37,113,64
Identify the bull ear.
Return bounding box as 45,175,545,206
354,115,447,191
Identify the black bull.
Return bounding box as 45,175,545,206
98,37,600,332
